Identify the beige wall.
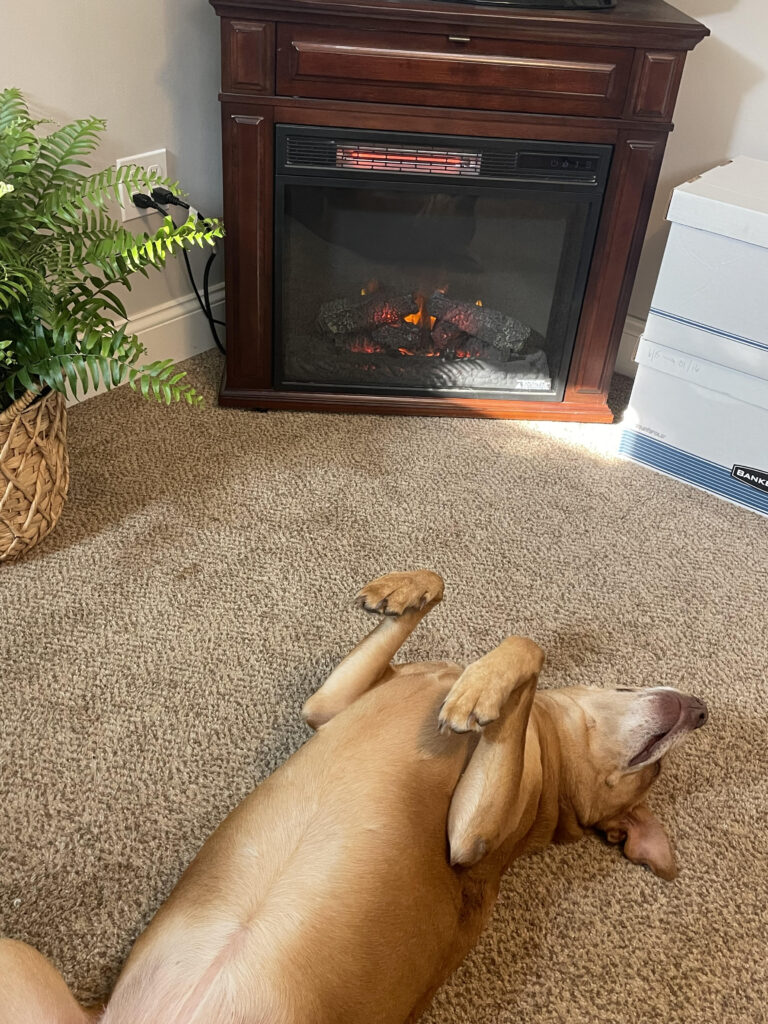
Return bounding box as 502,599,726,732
623,0,768,367
1,0,223,316
3,0,766,354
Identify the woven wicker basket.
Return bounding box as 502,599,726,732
0,389,69,562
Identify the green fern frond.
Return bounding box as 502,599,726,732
81,213,223,281
57,215,223,310
60,285,127,322
14,118,104,209
0,122,40,188
0,87,29,133
0,264,40,307
39,163,175,226
6,318,146,400
129,358,202,405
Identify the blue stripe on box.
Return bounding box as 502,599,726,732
619,430,768,517
649,308,768,355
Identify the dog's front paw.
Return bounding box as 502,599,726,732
355,570,444,617
438,665,504,734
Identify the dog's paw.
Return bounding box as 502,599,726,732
355,570,444,617
438,665,504,734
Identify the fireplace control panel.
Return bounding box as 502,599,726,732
519,152,600,175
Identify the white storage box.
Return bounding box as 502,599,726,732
620,156,768,517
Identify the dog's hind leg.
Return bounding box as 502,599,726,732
302,570,444,729
0,939,98,1024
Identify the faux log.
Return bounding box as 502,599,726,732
317,292,418,336
331,323,422,352
371,323,422,350
428,293,534,355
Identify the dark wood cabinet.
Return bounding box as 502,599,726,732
210,0,708,421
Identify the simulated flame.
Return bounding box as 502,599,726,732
403,294,437,331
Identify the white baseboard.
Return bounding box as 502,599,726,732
128,282,225,365
615,314,645,378
67,284,224,407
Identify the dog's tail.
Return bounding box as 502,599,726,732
0,938,99,1024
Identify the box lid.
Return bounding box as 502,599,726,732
667,156,768,249
635,336,768,412
643,310,768,382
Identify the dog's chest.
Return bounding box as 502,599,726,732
457,870,497,934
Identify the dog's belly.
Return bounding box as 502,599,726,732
104,668,488,1024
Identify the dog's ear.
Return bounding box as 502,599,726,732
443,638,544,868
604,802,677,880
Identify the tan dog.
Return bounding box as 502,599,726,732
1,570,707,1024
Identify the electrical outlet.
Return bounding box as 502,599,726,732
116,148,168,223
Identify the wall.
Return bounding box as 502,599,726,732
1,0,223,320
618,0,768,373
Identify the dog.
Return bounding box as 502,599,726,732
0,569,707,1024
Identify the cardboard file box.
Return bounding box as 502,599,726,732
620,156,768,517
620,339,768,516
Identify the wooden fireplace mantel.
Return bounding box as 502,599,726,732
210,0,708,421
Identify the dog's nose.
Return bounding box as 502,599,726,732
688,696,708,728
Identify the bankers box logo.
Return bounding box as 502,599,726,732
731,465,768,494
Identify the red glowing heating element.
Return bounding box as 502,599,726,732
336,145,481,176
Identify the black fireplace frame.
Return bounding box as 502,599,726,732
273,125,612,403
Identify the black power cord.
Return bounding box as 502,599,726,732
132,189,225,354
151,187,226,334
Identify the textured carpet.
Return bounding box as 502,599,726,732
1,349,766,1022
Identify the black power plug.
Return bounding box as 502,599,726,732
150,186,190,211
131,192,166,214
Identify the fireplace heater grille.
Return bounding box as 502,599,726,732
335,144,482,177
284,133,603,185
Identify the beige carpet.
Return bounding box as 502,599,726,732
2,349,767,1022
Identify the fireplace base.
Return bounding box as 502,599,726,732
219,386,614,423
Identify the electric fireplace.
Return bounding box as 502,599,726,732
211,0,708,421
275,127,611,403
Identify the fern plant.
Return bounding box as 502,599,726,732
0,88,224,412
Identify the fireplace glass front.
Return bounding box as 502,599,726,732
274,127,612,402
